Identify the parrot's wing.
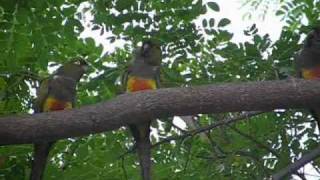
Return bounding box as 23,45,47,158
294,52,303,78
155,66,161,88
121,65,132,93
34,79,50,113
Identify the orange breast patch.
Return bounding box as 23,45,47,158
43,97,72,112
127,76,157,92
302,66,320,80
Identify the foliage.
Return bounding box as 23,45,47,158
0,0,319,179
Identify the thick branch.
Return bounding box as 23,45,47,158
1,79,320,145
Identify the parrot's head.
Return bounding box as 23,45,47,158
304,27,320,49
55,58,88,82
138,39,162,66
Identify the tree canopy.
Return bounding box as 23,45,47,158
1,0,320,179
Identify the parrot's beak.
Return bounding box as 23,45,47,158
314,27,320,34
312,28,320,47
141,43,151,56
76,58,89,72
81,64,89,72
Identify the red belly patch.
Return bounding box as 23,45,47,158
127,76,156,92
43,97,72,112
302,66,320,80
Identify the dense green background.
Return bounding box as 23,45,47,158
0,0,320,179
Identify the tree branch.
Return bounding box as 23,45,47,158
272,145,320,180
228,126,279,158
152,111,263,148
119,111,261,158
1,79,320,145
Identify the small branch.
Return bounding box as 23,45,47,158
118,145,135,159
272,145,320,180
235,150,272,177
167,119,187,133
228,126,279,158
152,111,264,148
121,156,128,180
184,114,226,157
295,172,307,180
183,140,193,172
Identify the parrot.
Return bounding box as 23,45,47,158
295,27,320,130
30,58,88,180
122,39,162,180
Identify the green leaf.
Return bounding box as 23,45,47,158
115,0,135,11
209,18,215,27
207,2,220,12
5,53,18,72
202,19,207,27
218,18,231,27
276,10,285,16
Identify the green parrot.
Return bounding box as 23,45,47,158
30,58,88,180
123,40,162,180
295,27,320,130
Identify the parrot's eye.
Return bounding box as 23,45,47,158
143,43,151,51
74,61,81,65
53,75,60,79
81,64,89,71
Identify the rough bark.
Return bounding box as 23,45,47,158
1,79,320,145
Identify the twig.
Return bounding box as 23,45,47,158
228,126,279,158
152,111,264,148
118,145,136,159
205,131,226,157
181,115,226,157
235,150,272,177
230,127,306,179
121,156,128,180
313,165,320,175
295,172,307,180
183,140,193,172
167,119,188,133
272,145,320,180
118,111,262,158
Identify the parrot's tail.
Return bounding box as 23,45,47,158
129,122,152,180
310,109,320,132
30,142,54,180
136,136,152,180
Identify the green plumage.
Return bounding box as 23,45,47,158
123,40,162,180
30,58,87,180
295,27,320,131
295,27,320,77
